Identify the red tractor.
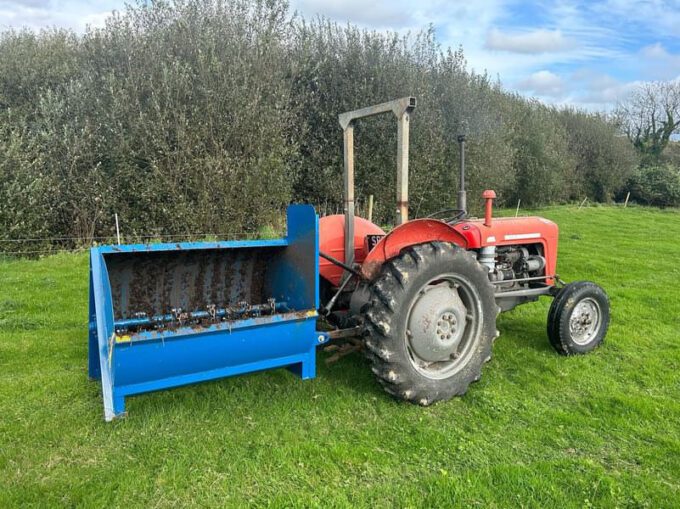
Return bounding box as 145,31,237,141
318,97,610,405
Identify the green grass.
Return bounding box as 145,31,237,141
1,205,679,508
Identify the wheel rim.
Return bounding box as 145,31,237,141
569,297,602,345
405,274,483,380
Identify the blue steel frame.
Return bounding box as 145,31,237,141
88,205,325,421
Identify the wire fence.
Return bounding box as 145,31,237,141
0,201,351,258
0,198,616,258
0,230,283,257
0,195,401,258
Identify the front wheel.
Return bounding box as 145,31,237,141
362,242,497,406
547,281,610,355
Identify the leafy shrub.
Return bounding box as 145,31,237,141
557,108,638,202
504,99,574,206
626,165,680,208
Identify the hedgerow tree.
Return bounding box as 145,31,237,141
627,164,680,207
557,108,638,202
615,81,680,165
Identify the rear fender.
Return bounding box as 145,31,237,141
361,219,468,280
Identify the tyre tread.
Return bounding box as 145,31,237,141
362,241,497,405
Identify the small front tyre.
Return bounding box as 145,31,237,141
547,281,610,355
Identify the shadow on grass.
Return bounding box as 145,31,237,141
497,305,554,354
99,348,380,423
316,347,383,397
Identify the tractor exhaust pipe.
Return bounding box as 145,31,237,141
457,134,467,216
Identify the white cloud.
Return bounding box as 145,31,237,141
292,0,417,28
0,0,121,32
440,3,623,90
574,72,640,108
517,70,565,96
485,28,574,54
638,43,680,81
0,0,50,7
79,10,110,30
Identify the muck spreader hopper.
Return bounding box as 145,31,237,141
89,97,610,420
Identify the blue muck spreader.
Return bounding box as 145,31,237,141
89,206,324,421
90,97,610,421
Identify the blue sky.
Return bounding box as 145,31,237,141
2,0,679,111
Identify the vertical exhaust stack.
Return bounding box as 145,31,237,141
457,134,467,217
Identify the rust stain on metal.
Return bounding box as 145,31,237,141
361,260,383,281
106,247,285,333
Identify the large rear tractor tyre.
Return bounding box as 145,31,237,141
547,281,610,355
362,242,497,406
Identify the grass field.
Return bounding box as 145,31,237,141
1,206,679,508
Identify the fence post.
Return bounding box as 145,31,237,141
115,213,121,245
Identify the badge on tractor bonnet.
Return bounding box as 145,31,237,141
366,234,385,252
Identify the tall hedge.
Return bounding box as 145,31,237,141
0,0,639,249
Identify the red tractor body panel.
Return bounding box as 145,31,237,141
453,216,559,284
320,213,558,286
319,215,385,286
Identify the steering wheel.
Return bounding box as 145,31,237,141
426,208,467,224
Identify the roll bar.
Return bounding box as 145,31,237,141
338,96,416,271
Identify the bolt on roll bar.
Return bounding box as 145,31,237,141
338,96,416,273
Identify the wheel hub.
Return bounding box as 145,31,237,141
569,298,601,345
407,282,467,362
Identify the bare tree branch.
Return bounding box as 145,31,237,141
615,80,680,162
